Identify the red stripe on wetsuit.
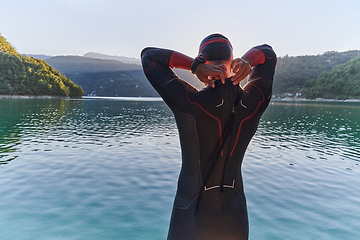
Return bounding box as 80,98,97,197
185,85,224,155
169,51,193,70
168,46,266,71
242,48,265,66
228,47,266,156
169,46,268,157
230,83,265,156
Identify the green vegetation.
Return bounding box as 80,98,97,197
302,57,360,99
273,50,360,96
3,31,359,99
45,56,159,97
0,34,84,96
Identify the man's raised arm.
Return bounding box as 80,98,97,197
231,44,277,99
141,47,226,89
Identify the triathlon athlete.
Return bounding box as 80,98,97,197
141,34,277,240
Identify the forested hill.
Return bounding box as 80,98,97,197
302,57,360,99
47,50,360,98
45,55,204,97
0,35,84,96
273,50,360,94
82,52,204,89
12,41,359,99
45,56,158,97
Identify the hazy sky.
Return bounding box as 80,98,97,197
1,0,359,59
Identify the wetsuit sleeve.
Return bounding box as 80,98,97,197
242,44,277,101
141,47,197,111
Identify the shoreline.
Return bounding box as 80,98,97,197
271,97,360,102
0,95,81,99
1,95,359,102
82,96,163,101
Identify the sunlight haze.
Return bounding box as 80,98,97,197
1,0,359,59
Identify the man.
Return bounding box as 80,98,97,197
141,34,276,240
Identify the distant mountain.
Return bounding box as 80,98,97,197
0,35,84,96
26,54,53,60
83,52,141,65
83,52,205,90
86,50,360,97
45,52,205,97
18,47,360,99
45,56,158,97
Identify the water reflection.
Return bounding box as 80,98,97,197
254,101,360,163
0,99,84,165
0,99,177,165
1,98,360,239
2,99,360,166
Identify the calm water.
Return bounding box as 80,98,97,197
0,98,359,240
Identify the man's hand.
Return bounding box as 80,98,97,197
194,64,227,88
231,57,253,85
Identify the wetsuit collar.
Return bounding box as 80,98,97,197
214,77,238,88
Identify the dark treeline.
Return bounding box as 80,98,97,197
273,50,360,98
0,35,84,96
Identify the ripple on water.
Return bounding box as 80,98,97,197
1,99,360,240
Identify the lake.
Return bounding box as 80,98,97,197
1,98,359,240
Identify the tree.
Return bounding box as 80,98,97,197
0,34,84,96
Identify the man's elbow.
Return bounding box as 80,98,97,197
141,47,159,72
262,44,277,60
141,47,158,59
141,47,149,58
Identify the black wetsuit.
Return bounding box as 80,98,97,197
141,45,276,240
